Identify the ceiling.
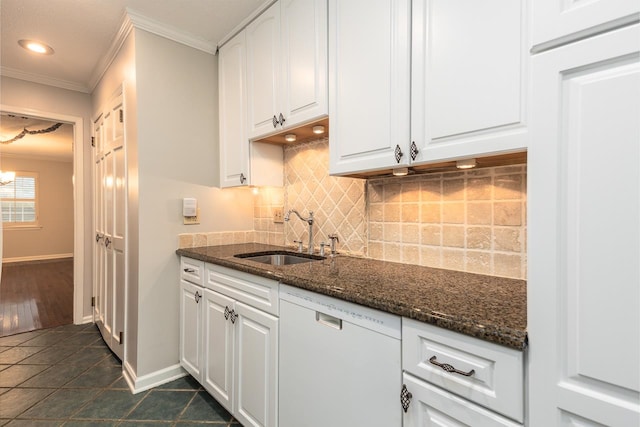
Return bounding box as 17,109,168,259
0,0,269,162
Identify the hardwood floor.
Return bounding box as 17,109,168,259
0,259,73,337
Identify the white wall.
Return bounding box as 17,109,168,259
0,76,93,315
133,29,254,378
2,156,74,260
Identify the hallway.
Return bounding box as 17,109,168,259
0,259,73,337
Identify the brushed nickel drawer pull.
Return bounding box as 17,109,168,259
183,268,196,273
429,356,475,377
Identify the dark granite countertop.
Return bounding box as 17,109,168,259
176,243,527,350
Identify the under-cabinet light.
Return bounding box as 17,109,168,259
392,167,409,176
284,134,297,142
312,125,325,134
456,158,477,169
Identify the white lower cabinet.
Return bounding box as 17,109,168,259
402,319,524,426
202,288,278,427
180,258,279,427
179,258,279,427
402,373,521,427
179,279,203,380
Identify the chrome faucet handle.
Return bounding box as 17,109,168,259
293,240,303,253
328,234,339,255
319,242,327,257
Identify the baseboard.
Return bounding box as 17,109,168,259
3,253,74,264
123,361,187,394
79,315,94,325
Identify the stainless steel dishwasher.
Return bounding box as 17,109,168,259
279,284,402,427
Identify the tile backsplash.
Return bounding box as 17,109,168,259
180,138,527,279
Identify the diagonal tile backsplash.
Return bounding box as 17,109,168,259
181,137,527,279
283,138,366,255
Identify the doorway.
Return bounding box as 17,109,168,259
0,105,86,335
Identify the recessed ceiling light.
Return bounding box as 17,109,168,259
18,39,54,55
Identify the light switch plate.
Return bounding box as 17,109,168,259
273,206,284,223
184,208,200,225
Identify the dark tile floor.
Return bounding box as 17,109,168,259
0,323,241,426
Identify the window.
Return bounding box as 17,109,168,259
1,172,39,227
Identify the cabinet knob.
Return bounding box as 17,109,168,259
394,145,404,163
194,291,201,303
224,306,231,320
104,237,111,248
272,115,279,128
183,268,196,273
240,173,246,184
410,141,419,161
96,233,103,242
400,384,412,413
229,310,238,324
278,112,286,126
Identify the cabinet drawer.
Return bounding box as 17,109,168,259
402,318,524,422
403,373,522,426
181,257,205,286
205,263,279,316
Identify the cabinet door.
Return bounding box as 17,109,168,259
280,0,328,128
411,0,527,165
180,280,203,380
531,0,639,51
202,289,235,413
528,24,640,426
233,301,279,427
219,31,249,188
329,0,411,175
246,1,281,139
403,374,521,427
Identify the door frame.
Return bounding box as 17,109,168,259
1,104,86,324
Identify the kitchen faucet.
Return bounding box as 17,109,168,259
285,209,314,255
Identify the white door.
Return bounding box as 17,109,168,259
531,0,639,50
234,301,278,427
328,0,411,175
280,0,328,128
180,280,203,380
411,0,528,164
93,88,126,360
528,24,640,426
93,114,106,327
246,1,281,139
202,288,235,413
219,31,249,188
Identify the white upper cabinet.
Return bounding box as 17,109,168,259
329,0,528,176
329,0,412,175
219,32,250,188
247,0,328,139
411,0,528,164
280,0,328,128
531,0,640,52
219,30,284,189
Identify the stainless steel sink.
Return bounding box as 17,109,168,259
234,251,324,266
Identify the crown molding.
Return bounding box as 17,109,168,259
126,8,216,54
0,66,90,93
87,10,135,92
